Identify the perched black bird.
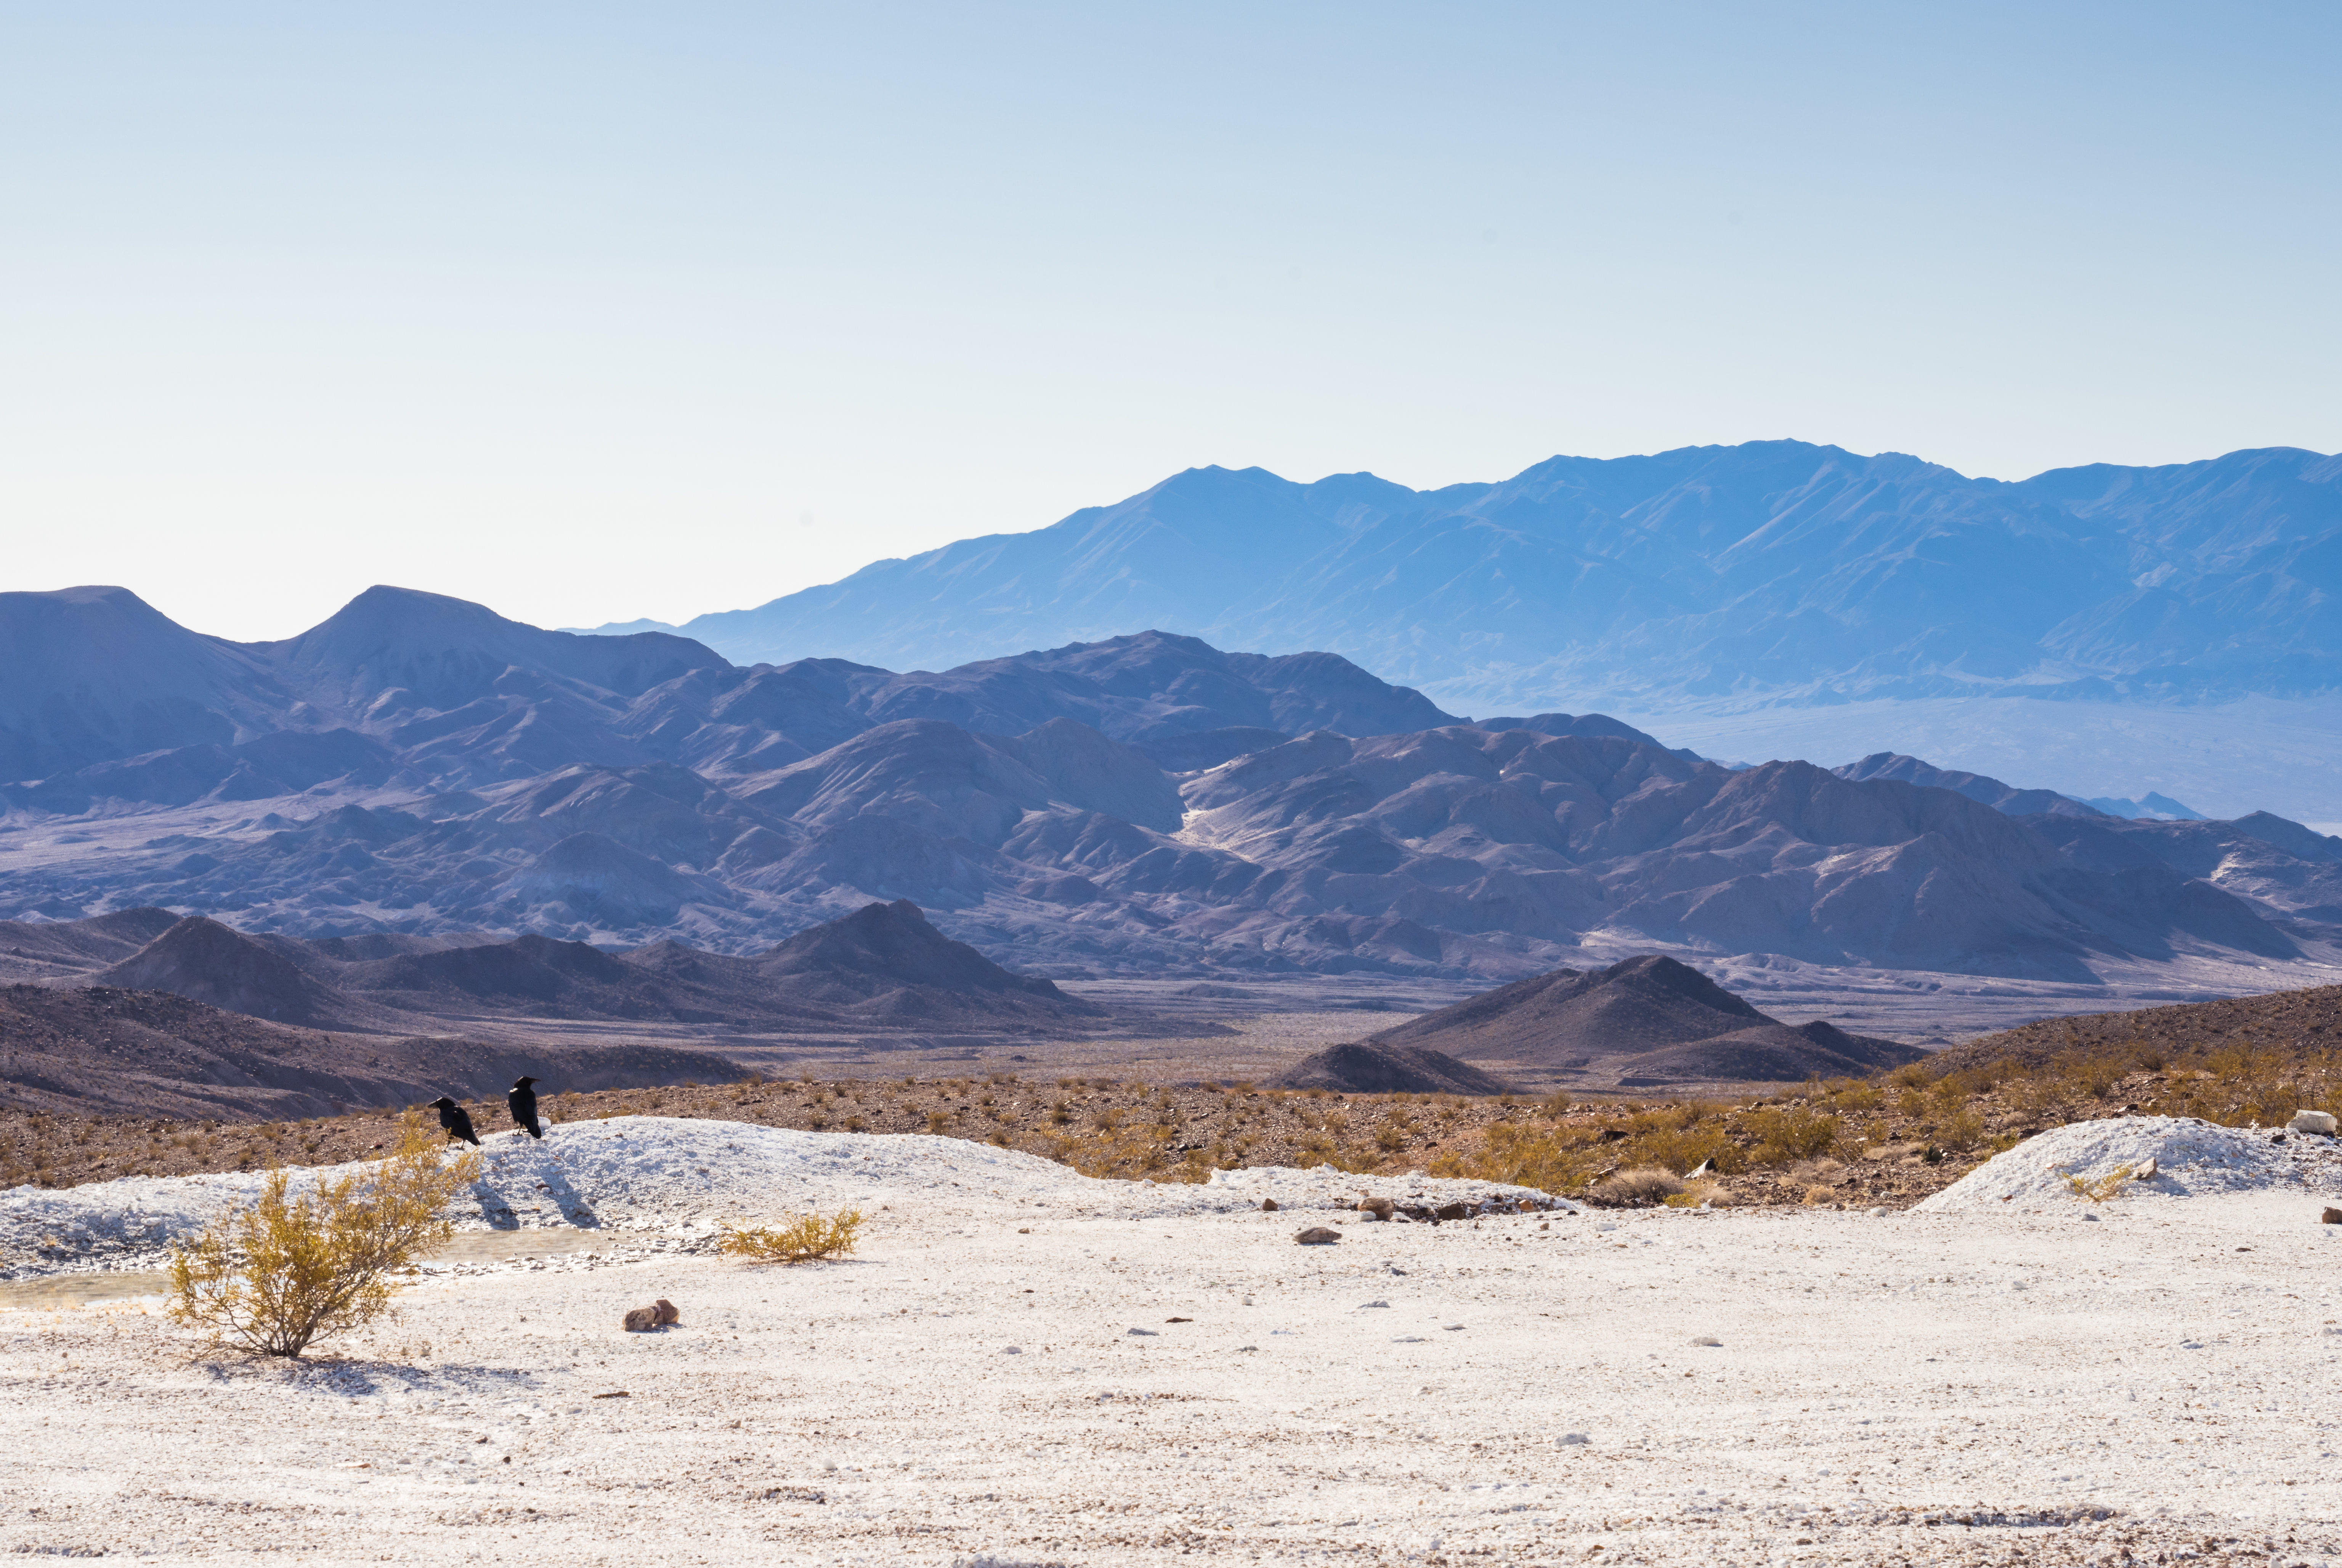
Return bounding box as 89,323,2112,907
430,1095,481,1147
508,1076,544,1139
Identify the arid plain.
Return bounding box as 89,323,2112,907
6,1118,2340,1567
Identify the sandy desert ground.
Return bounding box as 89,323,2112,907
6,1121,2342,1566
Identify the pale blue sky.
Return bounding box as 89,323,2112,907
3,2,2336,640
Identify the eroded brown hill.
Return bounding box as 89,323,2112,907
34,900,1108,1038
0,983,744,1121
1370,954,1928,1086
1267,1041,1517,1096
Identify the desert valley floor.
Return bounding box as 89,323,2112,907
6,1119,2342,1567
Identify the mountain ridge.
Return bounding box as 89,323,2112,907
27,899,1105,1040
590,441,2342,710
2,586,2336,1020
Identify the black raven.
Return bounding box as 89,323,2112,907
429,1095,481,1147
508,1076,544,1139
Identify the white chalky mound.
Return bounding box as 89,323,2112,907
1917,1116,2301,1212
2,1116,1561,1274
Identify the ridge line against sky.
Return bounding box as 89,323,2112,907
574,438,2341,631
3,2,2337,641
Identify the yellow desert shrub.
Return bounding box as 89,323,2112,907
1744,1105,1839,1165
1431,1122,1588,1191
717,1209,865,1263
166,1110,480,1359
1434,1102,1746,1194
1830,1080,1882,1113
1936,1105,1988,1150
1911,1033,2342,1134
1047,1126,1214,1183
1662,1177,1728,1209
2064,1163,2139,1203
1627,1117,1738,1176
1589,1165,1684,1207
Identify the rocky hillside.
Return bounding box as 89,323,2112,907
0,984,743,1121
3,586,2339,1000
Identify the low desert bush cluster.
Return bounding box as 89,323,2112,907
1428,1026,2342,1206
717,1209,865,1263
1431,1096,1840,1196
1047,1124,1216,1184
1872,1037,2342,1143
1588,1165,1684,1207
165,1111,479,1359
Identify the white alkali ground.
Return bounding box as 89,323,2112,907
1920,1115,2331,1211
0,1117,1569,1275
6,1117,2342,1566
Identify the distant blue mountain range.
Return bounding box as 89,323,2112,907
585,441,2342,712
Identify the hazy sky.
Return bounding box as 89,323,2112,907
5,2,2337,641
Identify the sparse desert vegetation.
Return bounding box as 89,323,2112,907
164,1110,479,1358
717,1208,865,1265
10,1000,2342,1212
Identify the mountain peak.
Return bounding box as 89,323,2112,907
1366,952,1925,1084
0,585,279,780
757,900,1106,1018
268,587,730,713
89,914,345,1027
